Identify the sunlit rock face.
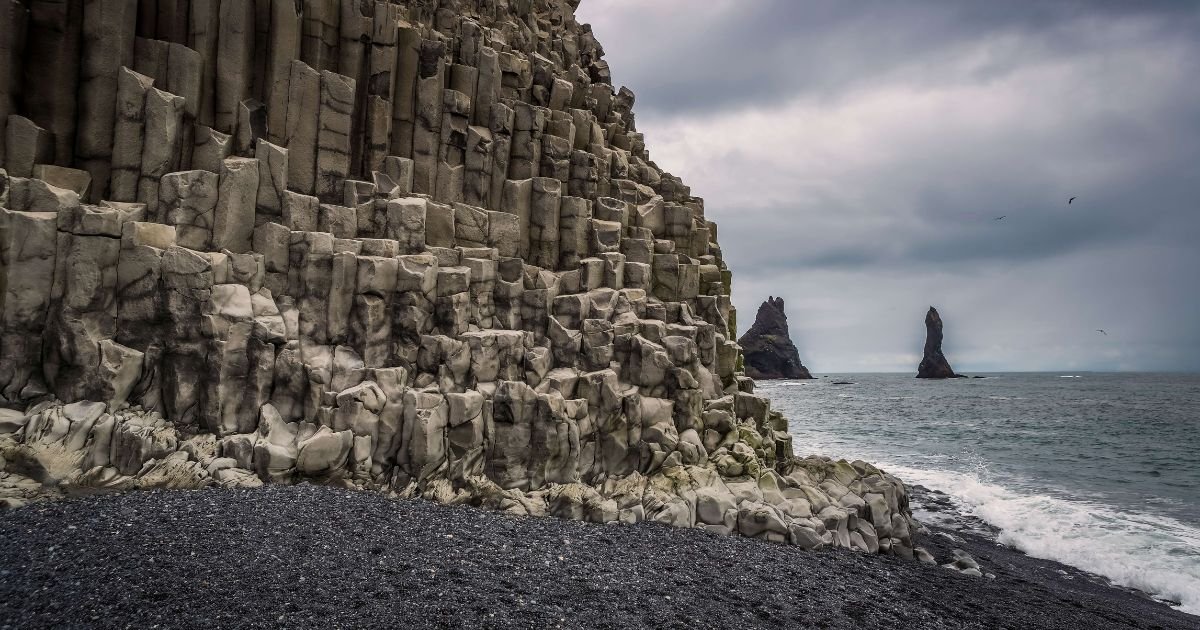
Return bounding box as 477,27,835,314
0,0,919,558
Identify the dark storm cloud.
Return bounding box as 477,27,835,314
575,1,1200,371
717,143,1199,274
584,0,1200,117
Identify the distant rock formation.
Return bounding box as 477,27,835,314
738,297,813,380
916,307,962,379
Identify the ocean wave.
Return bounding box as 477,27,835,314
886,463,1200,616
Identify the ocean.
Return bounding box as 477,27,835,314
757,372,1200,615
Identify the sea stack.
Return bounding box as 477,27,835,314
917,306,961,378
738,297,814,380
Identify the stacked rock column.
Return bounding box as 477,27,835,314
0,0,923,560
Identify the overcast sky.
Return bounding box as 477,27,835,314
577,0,1200,373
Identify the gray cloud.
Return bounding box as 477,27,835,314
582,1,1200,117
576,1,1200,372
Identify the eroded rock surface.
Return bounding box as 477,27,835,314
916,306,961,379
738,296,813,380
0,0,920,558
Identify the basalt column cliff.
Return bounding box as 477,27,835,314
0,0,919,558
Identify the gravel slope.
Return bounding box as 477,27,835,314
0,485,1194,629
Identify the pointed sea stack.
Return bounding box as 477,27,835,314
738,297,814,380
917,306,962,378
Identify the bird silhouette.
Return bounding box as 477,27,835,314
994,216,1006,221
1096,329,1107,335
1069,197,1077,205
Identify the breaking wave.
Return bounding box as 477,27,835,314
887,463,1200,616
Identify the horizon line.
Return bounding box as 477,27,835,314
793,369,1200,375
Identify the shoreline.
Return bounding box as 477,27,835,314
908,479,1197,613
761,373,1200,614
1,485,1195,629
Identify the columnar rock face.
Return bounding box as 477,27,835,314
916,306,959,379
0,0,921,558
738,296,813,380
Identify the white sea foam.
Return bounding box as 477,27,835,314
885,463,1200,616
778,373,1200,616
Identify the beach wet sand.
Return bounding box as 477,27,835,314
1,485,1194,629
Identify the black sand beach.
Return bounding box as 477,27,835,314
0,485,1194,629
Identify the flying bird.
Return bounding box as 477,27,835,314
994,216,1006,221
1096,329,1107,336
1069,197,1077,205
